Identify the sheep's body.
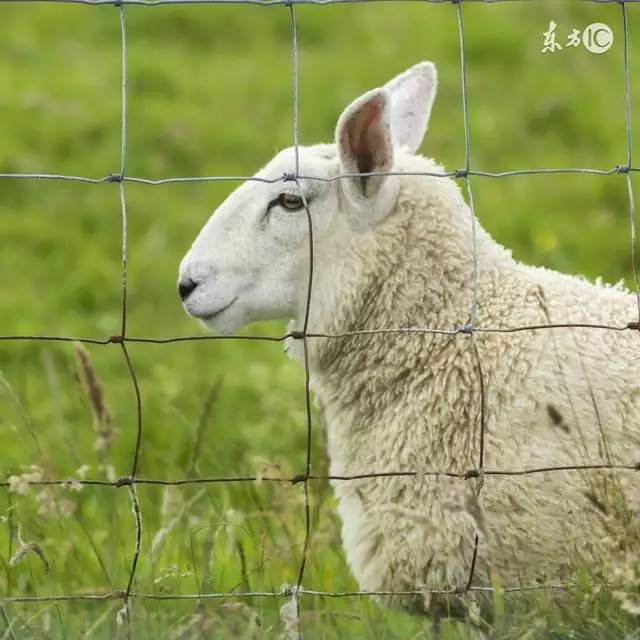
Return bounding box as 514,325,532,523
178,61,640,626
286,150,640,618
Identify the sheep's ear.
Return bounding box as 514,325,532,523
335,87,393,199
384,61,437,154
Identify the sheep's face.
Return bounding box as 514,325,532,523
177,145,344,335
178,61,437,336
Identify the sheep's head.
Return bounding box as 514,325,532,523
178,61,437,335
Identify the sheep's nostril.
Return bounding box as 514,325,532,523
178,277,198,301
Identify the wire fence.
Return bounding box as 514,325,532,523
0,0,639,637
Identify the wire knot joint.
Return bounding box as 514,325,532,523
291,472,308,485
279,583,302,597
457,324,474,335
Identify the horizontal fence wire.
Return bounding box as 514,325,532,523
2,0,640,6
0,582,625,604
1,0,639,638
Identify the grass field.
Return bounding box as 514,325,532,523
1,1,640,638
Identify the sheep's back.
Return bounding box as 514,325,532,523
317,258,640,617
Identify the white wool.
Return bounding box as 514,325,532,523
178,61,640,625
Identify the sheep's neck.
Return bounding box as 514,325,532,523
304,209,487,474
312,193,483,366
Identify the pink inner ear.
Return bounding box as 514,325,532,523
354,100,383,178
340,98,381,158
338,92,392,194
357,100,382,156
341,97,389,174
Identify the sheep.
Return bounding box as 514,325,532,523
177,61,640,630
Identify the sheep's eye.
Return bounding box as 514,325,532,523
262,192,308,225
278,193,305,211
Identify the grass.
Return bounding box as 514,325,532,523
1,0,640,637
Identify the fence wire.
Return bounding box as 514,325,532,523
0,0,639,638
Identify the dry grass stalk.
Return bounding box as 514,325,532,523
74,343,117,456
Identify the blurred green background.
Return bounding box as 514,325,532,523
1,1,639,638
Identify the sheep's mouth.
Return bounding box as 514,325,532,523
196,297,238,321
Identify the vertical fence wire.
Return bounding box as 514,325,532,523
286,2,316,634
619,1,640,321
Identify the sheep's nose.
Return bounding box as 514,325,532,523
178,277,198,301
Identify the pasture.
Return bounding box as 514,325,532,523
1,1,640,637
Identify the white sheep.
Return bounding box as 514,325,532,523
178,61,640,630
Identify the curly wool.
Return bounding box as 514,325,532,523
288,150,640,620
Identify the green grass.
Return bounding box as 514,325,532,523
1,1,640,638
